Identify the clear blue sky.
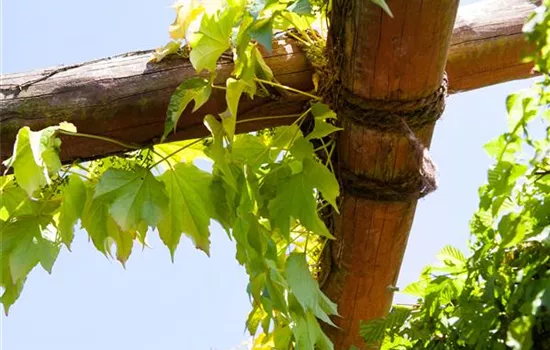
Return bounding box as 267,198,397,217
1,0,536,349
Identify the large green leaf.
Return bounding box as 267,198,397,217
158,163,214,259
189,7,235,72
163,77,212,141
57,175,86,249
285,253,319,311
3,123,75,196
81,189,134,264
249,18,273,52
94,166,168,231
287,0,312,15
268,165,333,238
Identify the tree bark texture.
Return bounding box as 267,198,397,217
0,0,538,165
320,0,459,349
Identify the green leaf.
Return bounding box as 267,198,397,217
289,137,314,161
287,0,312,15
0,179,27,220
189,8,235,72
303,158,340,211
436,245,466,267
204,115,238,190
94,166,168,231
506,316,534,350
7,222,40,283
226,78,248,119
249,18,273,52
168,0,205,41
158,163,213,259
269,169,333,238
252,46,273,80
151,41,182,63
232,134,269,166
81,188,134,265
285,253,319,310
57,175,86,249
3,123,75,196
371,0,393,17
224,78,249,140
402,280,427,297
306,120,342,140
311,103,337,120
163,77,212,141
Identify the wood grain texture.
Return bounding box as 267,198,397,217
0,0,538,164
0,40,311,164
321,1,459,348
448,0,539,93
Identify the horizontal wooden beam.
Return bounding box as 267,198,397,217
448,0,538,93
0,0,538,164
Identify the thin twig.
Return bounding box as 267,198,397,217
57,130,141,150
255,78,321,100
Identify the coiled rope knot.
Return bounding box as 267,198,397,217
337,74,448,202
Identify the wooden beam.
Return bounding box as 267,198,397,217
448,0,538,93
320,0,459,349
0,40,312,164
0,0,537,164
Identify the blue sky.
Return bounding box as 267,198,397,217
1,0,537,349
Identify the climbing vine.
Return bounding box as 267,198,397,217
0,1,391,349
360,2,550,349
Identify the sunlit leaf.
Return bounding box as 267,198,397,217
158,163,213,258
94,166,168,231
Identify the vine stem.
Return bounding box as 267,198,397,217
57,130,141,150
254,78,321,100
236,114,301,125
148,138,204,170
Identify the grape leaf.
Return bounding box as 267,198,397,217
287,0,312,15
204,115,238,190
285,253,319,310
303,158,339,211
249,18,273,52
3,123,76,196
311,103,337,120
81,189,133,264
151,41,182,63
226,78,248,118
158,163,214,259
0,179,27,220
306,120,342,140
163,77,212,141
268,167,333,238
57,175,86,249
189,8,235,72
94,166,168,231
169,0,205,41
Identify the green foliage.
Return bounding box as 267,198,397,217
359,3,550,348
0,0,351,348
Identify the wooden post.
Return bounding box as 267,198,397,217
321,1,460,348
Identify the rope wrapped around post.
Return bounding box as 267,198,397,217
336,75,448,202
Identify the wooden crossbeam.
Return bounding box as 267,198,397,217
0,0,537,165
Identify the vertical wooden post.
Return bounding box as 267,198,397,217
322,1,460,348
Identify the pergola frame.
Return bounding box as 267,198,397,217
0,0,539,348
